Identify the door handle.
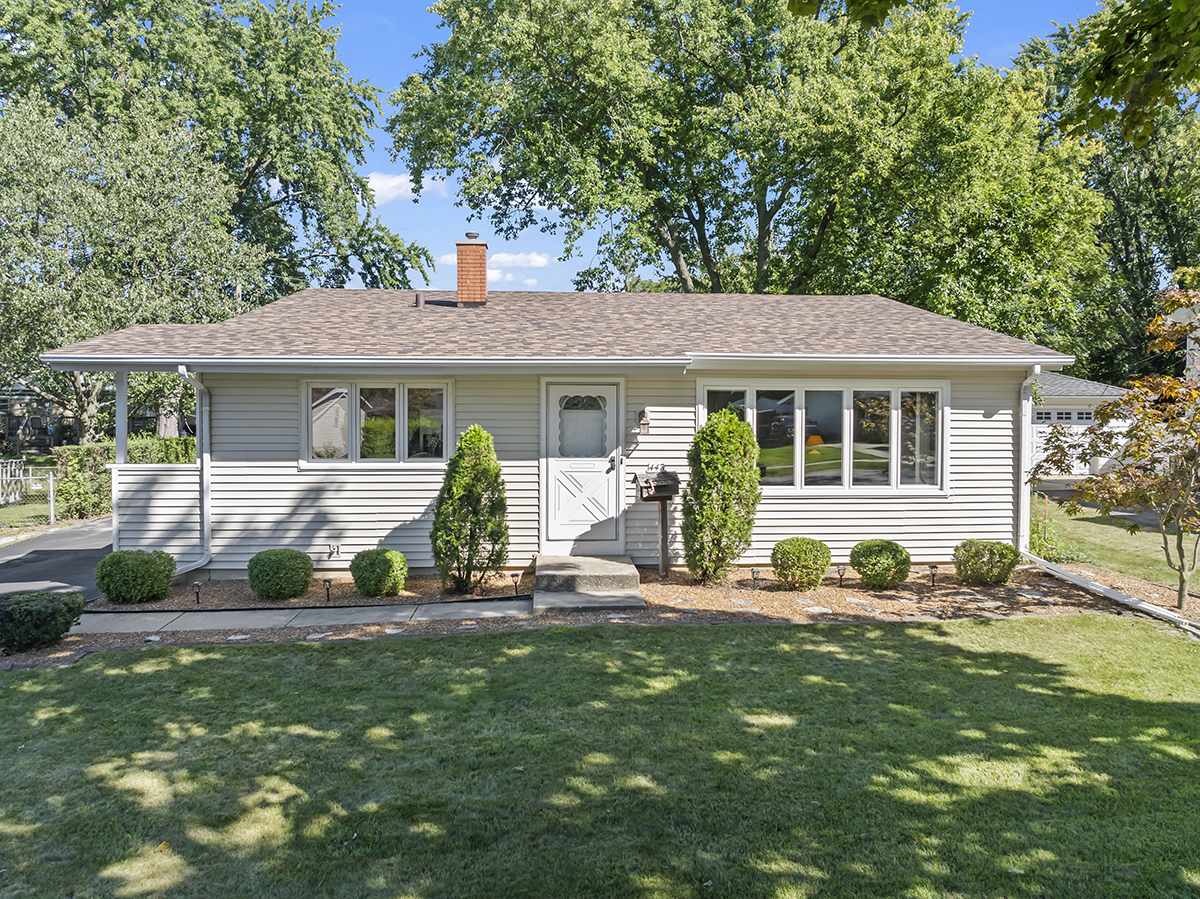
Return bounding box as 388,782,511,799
606,452,617,474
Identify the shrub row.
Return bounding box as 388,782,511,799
766,538,1020,590
53,437,196,520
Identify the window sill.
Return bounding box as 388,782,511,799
297,459,447,472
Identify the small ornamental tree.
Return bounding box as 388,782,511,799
1033,287,1200,610
682,408,762,583
431,425,509,594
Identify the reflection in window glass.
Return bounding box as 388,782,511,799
359,387,397,460
310,386,348,459
756,390,794,485
559,394,607,457
900,391,938,485
706,389,747,421
804,390,843,486
852,390,890,486
408,388,445,459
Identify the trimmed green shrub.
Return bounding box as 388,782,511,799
850,539,911,589
431,425,508,594
350,548,408,597
94,550,176,604
682,409,761,583
0,591,86,653
247,548,314,601
953,540,1021,586
771,537,831,591
53,437,196,519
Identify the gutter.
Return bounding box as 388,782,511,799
173,366,211,577
41,352,1073,373
1023,553,1200,639
1016,364,1041,551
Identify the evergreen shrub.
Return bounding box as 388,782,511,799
53,437,196,519
953,540,1021,586
0,591,86,653
850,539,911,589
771,537,831,591
350,548,408,597
247,548,314,601
430,425,508,593
94,550,175,604
682,409,762,583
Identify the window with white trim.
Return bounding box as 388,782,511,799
701,384,943,491
306,383,447,462
1055,410,1072,422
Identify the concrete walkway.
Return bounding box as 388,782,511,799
71,598,533,634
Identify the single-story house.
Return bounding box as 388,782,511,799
1030,372,1126,478
41,236,1071,577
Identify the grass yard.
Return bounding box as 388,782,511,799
1035,496,1192,589
4,617,1200,898
0,497,49,530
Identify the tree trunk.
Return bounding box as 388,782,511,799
156,409,180,438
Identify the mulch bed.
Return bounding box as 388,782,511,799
3,564,1189,671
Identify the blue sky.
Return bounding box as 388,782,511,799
332,0,1102,292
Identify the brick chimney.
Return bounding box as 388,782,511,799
456,232,487,307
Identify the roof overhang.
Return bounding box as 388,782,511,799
40,351,1073,374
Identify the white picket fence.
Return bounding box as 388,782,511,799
0,459,21,506
0,459,56,525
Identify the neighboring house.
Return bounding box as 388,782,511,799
41,236,1071,576
1030,372,1126,479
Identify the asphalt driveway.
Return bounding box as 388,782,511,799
0,517,112,600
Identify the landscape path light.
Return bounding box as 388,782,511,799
323,577,332,602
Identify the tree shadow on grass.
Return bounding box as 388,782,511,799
3,617,1200,898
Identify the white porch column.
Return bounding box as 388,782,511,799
114,370,128,464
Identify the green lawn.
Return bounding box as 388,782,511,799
4,617,1200,898
0,497,49,529
1035,495,1192,589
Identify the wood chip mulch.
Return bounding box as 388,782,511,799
2,564,1187,671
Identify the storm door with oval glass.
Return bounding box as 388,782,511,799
544,382,622,553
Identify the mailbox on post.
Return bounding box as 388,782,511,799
632,469,680,577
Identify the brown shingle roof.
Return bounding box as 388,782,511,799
43,289,1071,365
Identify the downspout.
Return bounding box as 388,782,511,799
1017,364,1041,552
174,366,211,576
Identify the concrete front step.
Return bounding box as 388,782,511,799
533,589,645,613
534,555,641,593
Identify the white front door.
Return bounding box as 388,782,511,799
544,382,623,554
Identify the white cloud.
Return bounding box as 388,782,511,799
523,278,538,287
368,172,448,204
489,251,550,268
504,273,514,282
487,268,504,283
437,253,457,266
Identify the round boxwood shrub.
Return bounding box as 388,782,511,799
849,539,911,589
247,548,314,601
350,548,408,597
770,537,831,591
0,591,86,653
953,540,1021,586
94,550,176,604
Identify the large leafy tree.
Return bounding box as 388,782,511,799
389,0,1103,350
1017,21,1200,382
0,100,266,442
791,0,1200,144
0,0,429,295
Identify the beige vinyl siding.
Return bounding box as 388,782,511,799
114,367,1022,573
195,373,541,572
112,465,204,564
622,368,1022,566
